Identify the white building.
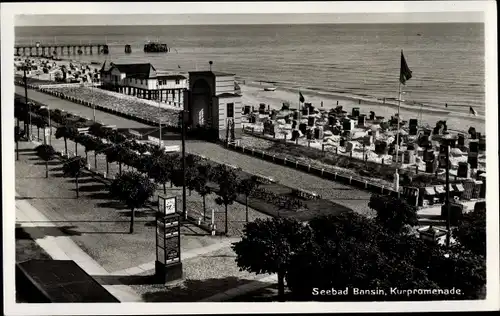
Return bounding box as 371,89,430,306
100,61,188,107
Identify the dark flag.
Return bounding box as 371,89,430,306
469,106,477,116
400,50,413,85
299,91,305,103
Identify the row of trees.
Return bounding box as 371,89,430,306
233,195,486,301
16,99,268,235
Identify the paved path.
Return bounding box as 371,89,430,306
16,194,143,302
199,274,278,302
17,87,372,215
110,237,240,276
15,86,148,129
15,139,266,302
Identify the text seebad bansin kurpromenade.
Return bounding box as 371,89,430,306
312,287,463,297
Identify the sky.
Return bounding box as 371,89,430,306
14,12,484,27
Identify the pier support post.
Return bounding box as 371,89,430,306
97,45,101,54
89,46,93,54
67,46,71,55
73,46,76,55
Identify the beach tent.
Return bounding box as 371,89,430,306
351,132,366,140
450,148,464,156
323,130,333,137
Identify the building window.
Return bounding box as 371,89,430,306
141,79,144,85
175,79,180,85
226,103,234,118
135,79,137,84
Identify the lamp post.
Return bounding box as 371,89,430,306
181,108,187,220
23,64,32,141
444,144,451,248
92,79,96,122
157,81,162,148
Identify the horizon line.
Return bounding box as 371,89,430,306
16,21,484,27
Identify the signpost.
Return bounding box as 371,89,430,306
155,195,183,283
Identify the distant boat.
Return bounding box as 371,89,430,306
417,33,422,36
264,87,277,91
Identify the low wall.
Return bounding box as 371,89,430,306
15,80,40,90
38,83,84,89
224,141,399,196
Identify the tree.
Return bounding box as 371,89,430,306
282,212,486,301
121,148,139,173
89,122,105,138
171,154,201,196
285,213,439,301
214,165,240,235
232,217,312,301
424,246,486,299
105,144,131,175
76,134,92,163
80,136,100,169
165,153,181,188
55,124,76,156
94,139,108,171
62,156,86,198
109,171,156,234
185,159,200,196
147,152,170,194
237,176,260,223
368,194,418,234
453,206,486,256
104,145,120,176
34,116,48,141
107,129,128,144
194,163,213,219
35,144,56,178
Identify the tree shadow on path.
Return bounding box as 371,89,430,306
124,276,268,302
16,225,82,238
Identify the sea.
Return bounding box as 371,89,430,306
15,23,485,116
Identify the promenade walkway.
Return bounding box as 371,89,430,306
15,140,277,302
15,86,373,216
16,195,143,302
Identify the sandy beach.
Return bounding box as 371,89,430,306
239,82,486,134
16,56,485,134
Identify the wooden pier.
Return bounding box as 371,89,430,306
14,43,109,56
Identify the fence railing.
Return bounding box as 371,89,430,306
224,141,400,197
242,126,429,174
33,87,183,132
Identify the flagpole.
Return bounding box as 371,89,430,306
419,103,423,128
394,82,402,195
298,90,301,122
